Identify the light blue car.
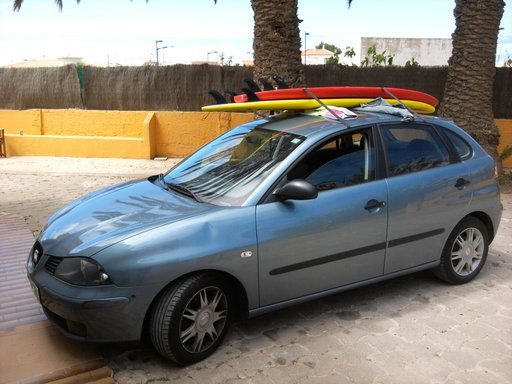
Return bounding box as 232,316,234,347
27,111,502,365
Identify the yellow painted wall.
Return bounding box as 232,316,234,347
1,109,511,164
6,135,147,158
0,110,41,135
154,111,253,157
41,109,147,138
497,119,512,168
0,109,253,159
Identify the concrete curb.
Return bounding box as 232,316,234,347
0,322,111,384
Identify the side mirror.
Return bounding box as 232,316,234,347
274,179,318,201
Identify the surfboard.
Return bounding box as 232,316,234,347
233,86,438,107
202,98,436,114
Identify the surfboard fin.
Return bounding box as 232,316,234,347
224,90,237,103
272,75,289,89
258,78,275,91
243,78,261,92
241,87,259,101
208,90,228,104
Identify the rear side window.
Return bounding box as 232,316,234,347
381,124,450,177
443,129,473,160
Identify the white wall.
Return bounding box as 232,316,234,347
360,37,452,66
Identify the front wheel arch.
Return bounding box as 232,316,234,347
141,269,249,340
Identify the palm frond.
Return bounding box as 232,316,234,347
13,0,81,12
12,0,23,11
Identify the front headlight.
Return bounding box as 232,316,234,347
54,258,111,286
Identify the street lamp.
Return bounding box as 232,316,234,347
207,50,218,63
155,40,163,66
304,32,310,66
159,46,174,65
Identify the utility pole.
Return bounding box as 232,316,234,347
160,46,173,65
304,32,310,66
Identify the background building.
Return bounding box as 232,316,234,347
5,57,84,68
360,37,452,66
301,47,335,65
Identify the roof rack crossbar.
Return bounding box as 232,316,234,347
381,87,418,117
303,88,349,127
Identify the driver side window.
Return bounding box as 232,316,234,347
288,128,375,191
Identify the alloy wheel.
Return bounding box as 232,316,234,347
450,227,484,276
179,286,228,353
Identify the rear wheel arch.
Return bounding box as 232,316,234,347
141,269,249,338
464,211,495,242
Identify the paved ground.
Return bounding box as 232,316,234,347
1,157,511,384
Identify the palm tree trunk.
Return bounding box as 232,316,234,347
438,0,505,168
251,0,304,88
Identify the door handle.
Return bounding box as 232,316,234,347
364,199,386,211
455,178,470,189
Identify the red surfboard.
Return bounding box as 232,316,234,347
234,86,438,107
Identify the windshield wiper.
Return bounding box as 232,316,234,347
164,181,201,202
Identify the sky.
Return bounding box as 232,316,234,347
0,0,511,67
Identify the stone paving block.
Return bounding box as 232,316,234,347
253,362,325,384
294,332,343,355
448,367,507,384
374,372,432,384
440,347,488,371
357,332,406,353
329,342,380,366
337,361,387,383
477,357,512,382
227,350,276,373
295,373,352,384
186,361,240,384
224,374,278,384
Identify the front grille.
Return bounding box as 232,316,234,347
45,256,63,274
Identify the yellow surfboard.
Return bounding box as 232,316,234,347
202,98,435,114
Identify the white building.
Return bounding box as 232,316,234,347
360,37,452,66
301,47,335,65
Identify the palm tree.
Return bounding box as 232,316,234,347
251,0,304,88
438,0,505,168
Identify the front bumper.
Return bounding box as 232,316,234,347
28,256,155,343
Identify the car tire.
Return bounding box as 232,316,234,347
434,217,489,284
149,273,233,365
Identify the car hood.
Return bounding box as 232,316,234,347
39,178,220,257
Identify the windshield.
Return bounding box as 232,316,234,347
164,124,306,206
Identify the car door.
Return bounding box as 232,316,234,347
379,122,472,274
256,127,388,307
